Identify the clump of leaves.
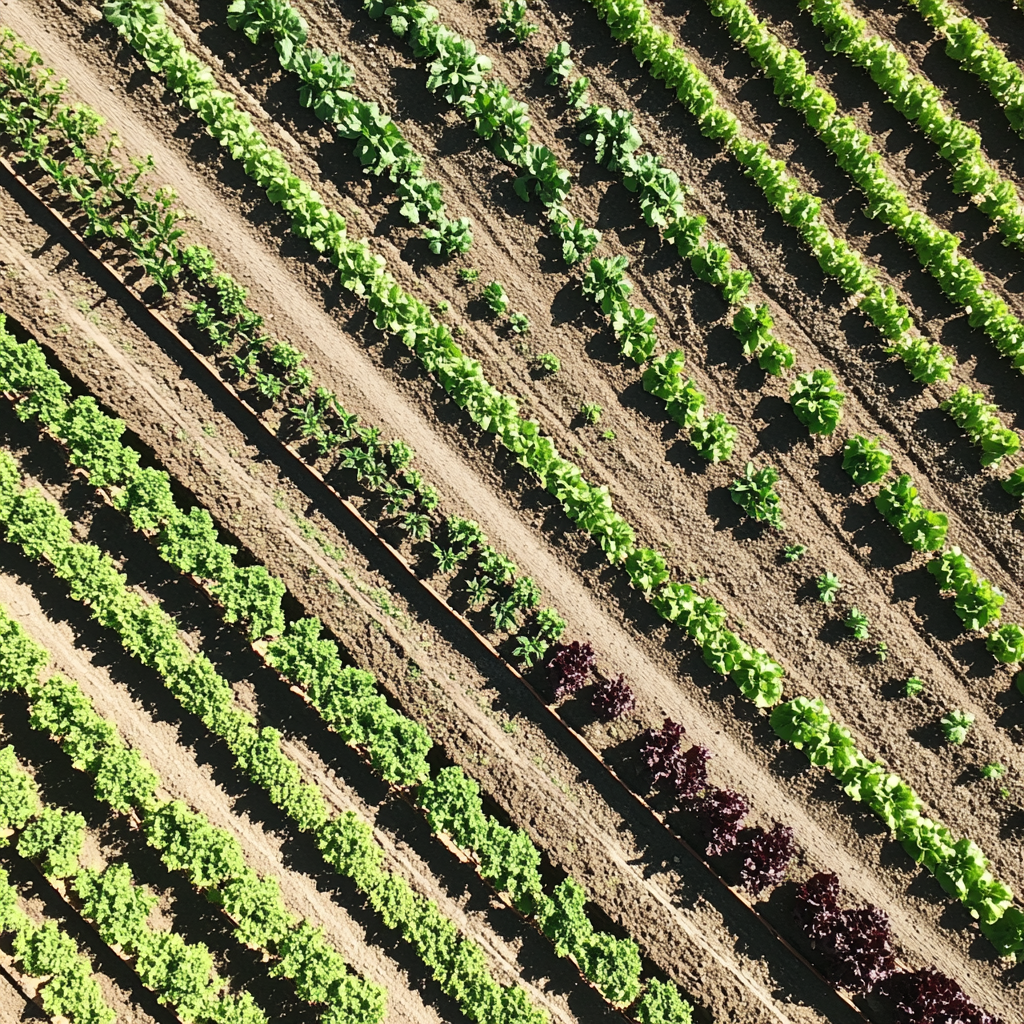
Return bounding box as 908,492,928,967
729,462,784,530
546,641,595,700
790,368,844,435
534,352,560,373
874,641,888,662
482,280,508,316
508,311,530,335
817,572,841,603
673,744,712,802
844,607,871,640
783,544,806,562
882,966,1004,1024
495,0,538,42
794,873,895,993
458,267,480,283
940,709,974,745
982,763,1005,780
698,788,750,857
591,673,636,721
842,434,892,486
905,675,925,696
640,718,685,784
545,41,574,84
580,402,602,425
740,823,796,897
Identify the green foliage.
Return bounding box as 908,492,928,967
534,352,560,374
508,312,530,335
981,763,1005,780
545,41,574,84
783,544,805,562
816,571,840,603
458,267,480,283
843,607,870,640
905,675,925,697
579,402,603,426
941,385,1020,466
418,767,488,849
987,623,1024,664
875,475,948,552
0,745,39,837
729,462,784,530
582,255,632,314
74,863,158,950
17,807,85,877
940,709,974,745
635,978,694,1024
732,303,793,376
482,280,508,316
841,434,892,486
1002,466,1024,499
144,800,246,888
790,368,844,435
495,0,538,42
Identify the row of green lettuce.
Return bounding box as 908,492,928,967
98,0,1024,952
0,762,115,1024
799,0,1024,250
0,434,698,1021
702,0,1024,405
224,0,739,462
902,0,1024,138
0,744,275,1024
0,23,569,667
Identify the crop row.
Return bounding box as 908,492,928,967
800,0,1024,250
13,0,1024,961
902,0,1024,138
703,0,1024,400
0,745,276,1024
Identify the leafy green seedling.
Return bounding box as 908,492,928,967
729,462,785,531
496,0,538,42
580,402,603,426
844,607,870,640
601,429,616,441
508,312,530,334
482,281,508,316
982,763,1005,780
546,41,574,84
905,675,925,697
783,544,806,562
817,572,841,603
458,267,480,283
940,709,974,745
535,352,560,374
435,300,449,313
875,641,888,662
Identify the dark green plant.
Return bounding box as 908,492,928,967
729,462,784,530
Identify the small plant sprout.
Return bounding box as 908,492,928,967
601,429,616,441
495,0,538,43
435,300,449,314
546,42,574,84
905,675,925,697
482,280,508,316
940,709,974,745
875,641,889,662
817,572,841,603
982,763,1005,780
508,312,530,335
783,544,806,562
458,267,480,283
729,462,785,531
580,402,603,426
844,607,870,640
535,352,560,374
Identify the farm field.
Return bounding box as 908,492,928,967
0,0,1022,1022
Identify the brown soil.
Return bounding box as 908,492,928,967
1,0,1023,1020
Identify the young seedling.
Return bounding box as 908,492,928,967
482,280,508,316
546,41,574,84
940,709,974,745
601,429,616,441
905,675,925,697
458,267,480,283
783,544,806,562
435,300,450,314
508,311,530,334
982,763,1005,780
580,402,603,426
844,607,870,640
875,641,889,662
534,352,560,374
817,572,841,603
495,0,538,42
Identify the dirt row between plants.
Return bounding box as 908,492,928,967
0,0,1020,1018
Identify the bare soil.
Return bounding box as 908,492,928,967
1,0,1023,1020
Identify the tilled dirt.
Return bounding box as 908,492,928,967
1,0,1023,1020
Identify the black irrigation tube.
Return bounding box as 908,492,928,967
0,154,872,1024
